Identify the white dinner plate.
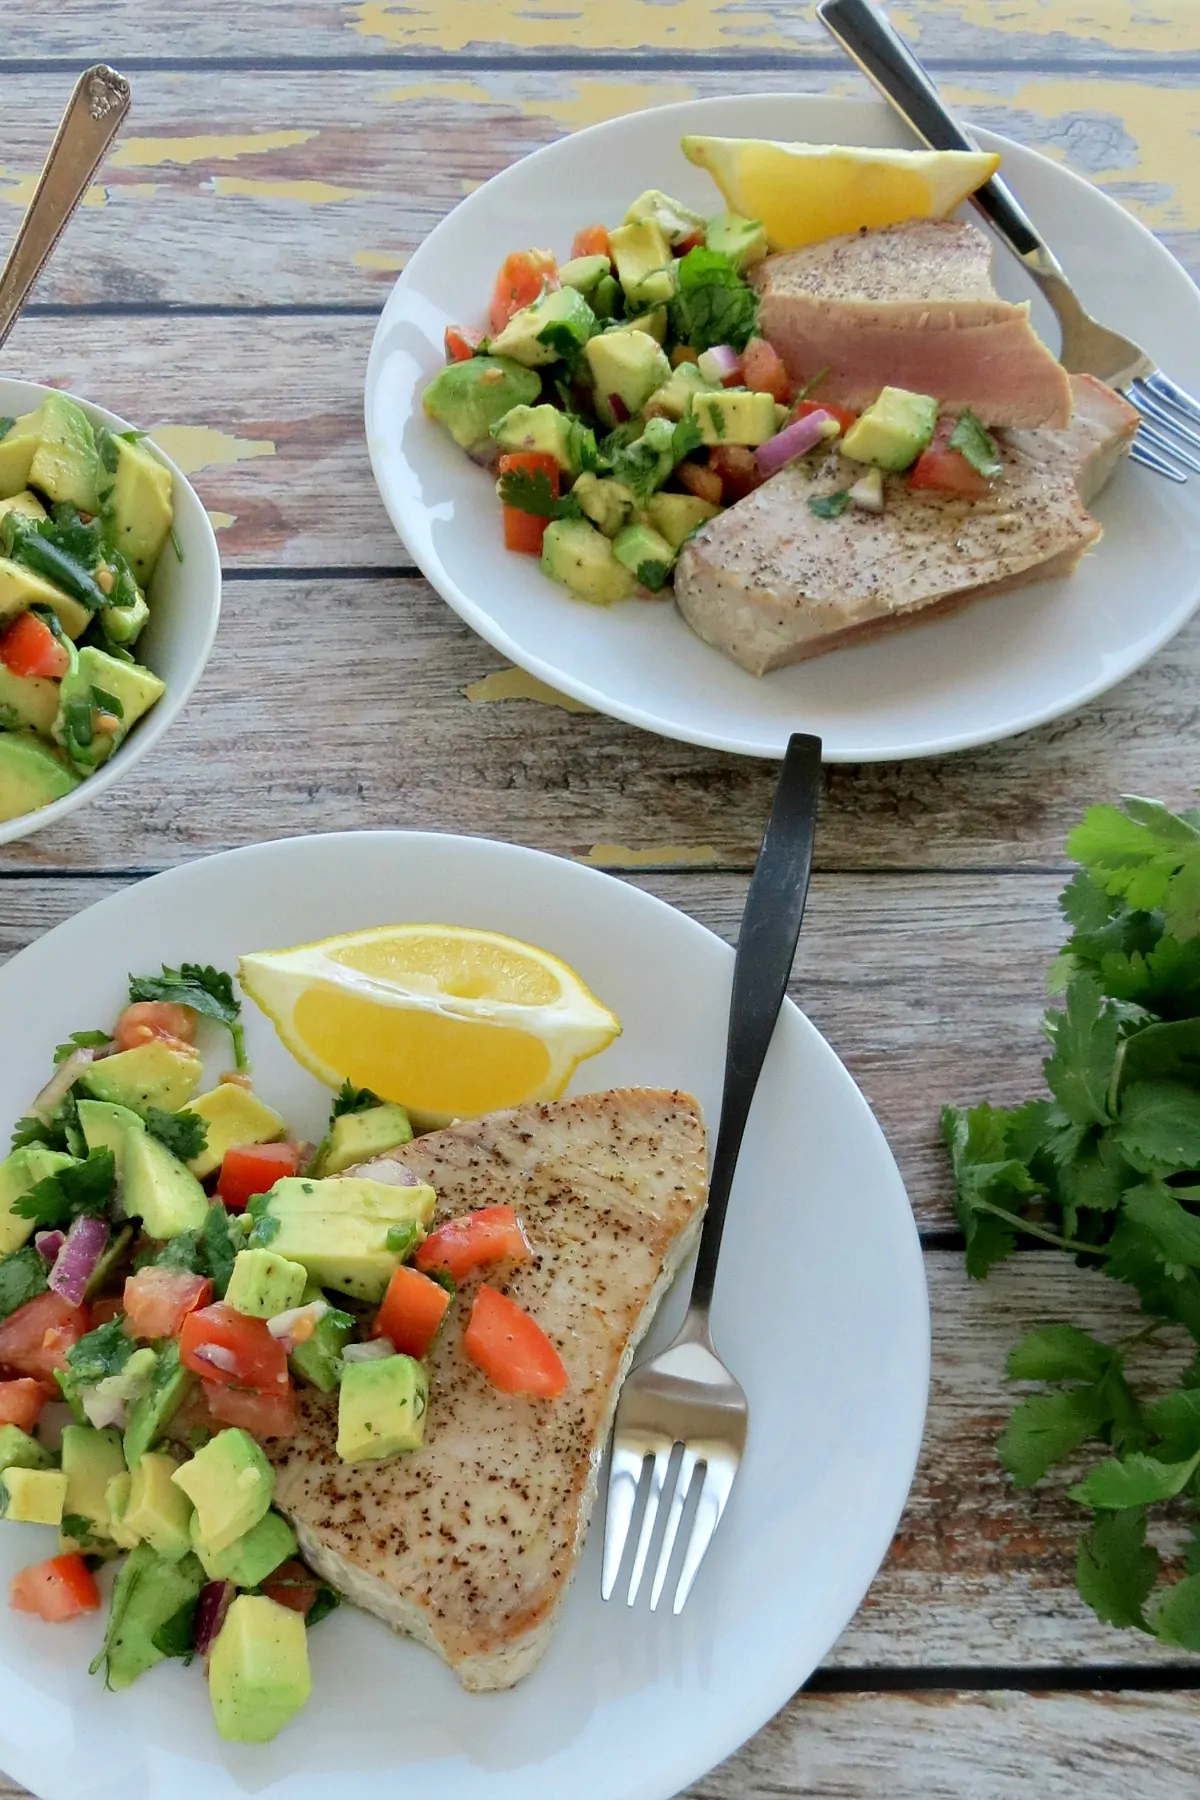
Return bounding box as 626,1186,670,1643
365,93,1200,762
0,831,927,1800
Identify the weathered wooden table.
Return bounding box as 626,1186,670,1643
2,2,1199,1793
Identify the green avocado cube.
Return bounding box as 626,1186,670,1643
584,329,671,426
0,409,44,499
422,356,541,457
209,1594,312,1743
541,517,636,606
612,520,676,591
337,1354,428,1463
0,661,58,735
644,490,720,548
694,388,778,448
288,1284,354,1394
608,217,673,297
489,285,597,368
704,210,768,270
191,1506,297,1586
61,1424,127,1542
104,1471,142,1549
97,1541,206,1691
54,645,165,773
0,732,79,829
571,472,636,540
124,1340,195,1470
558,252,611,294
185,1084,286,1181
1,1465,67,1525
97,429,174,586
80,1039,203,1114
27,393,100,513
316,1102,413,1178
77,1098,147,1181
122,1449,194,1561
625,188,707,246
841,385,938,472
0,1143,77,1255
123,1130,209,1241
0,1424,51,1475
226,1248,308,1320
172,1428,273,1555
248,1174,435,1303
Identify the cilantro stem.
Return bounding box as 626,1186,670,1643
973,1198,1097,1255
1116,1321,1168,1353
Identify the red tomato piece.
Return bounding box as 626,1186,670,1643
123,1267,213,1341
0,1293,90,1387
790,397,858,434
674,229,705,255
498,450,561,555
571,224,610,260
444,326,479,364
909,446,990,499
217,1142,300,1211
740,337,791,403
488,249,559,336
677,460,723,506
414,1205,531,1283
707,445,764,504
463,1287,568,1397
203,1379,296,1439
179,1303,290,1392
0,1378,46,1432
374,1264,452,1360
112,1000,197,1053
10,1554,100,1621
89,1295,125,1328
260,1560,319,1615
0,611,70,681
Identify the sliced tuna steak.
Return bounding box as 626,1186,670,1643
672,374,1137,676
754,218,1073,429
269,1088,708,1691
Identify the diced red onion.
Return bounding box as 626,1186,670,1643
48,1215,110,1307
358,1160,420,1188
267,1299,329,1347
607,393,630,424
29,1047,96,1123
192,1341,238,1374
194,1580,235,1657
34,1230,66,1263
342,1339,395,1363
754,409,835,479
697,344,741,383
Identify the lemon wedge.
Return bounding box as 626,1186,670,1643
239,924,621,1128
680,136,1000,251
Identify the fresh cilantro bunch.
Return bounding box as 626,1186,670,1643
943,793,1200,1645
668,247,759,352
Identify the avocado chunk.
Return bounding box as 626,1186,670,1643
558,252,611,294
694,388,778,447
0,490,47,524
96,1541,206,1691
625,187,707,246
705,210,769,270
491,404,590,478
104,1472,142,1549
488,285,597,367
0,410,45,499
0,730,79,825
191,1506,297,1585
606,306,667,344
422,356,541,457
571,472,636,540
121,1449,194,1560
316,1102,413,1178
209,1594,312,1744
608,219,675,307
337,1353,428,1462
0,1143,76,1255
646,361,715,422
77,1098,146,1183
584,329,672,427
0,1424,51,1474
225,1248,308,1320
0,662,58,735
97,431,174,585
590,272,622,321
841,385,938,471
1,1465,67,1525
288,1283,354,1393
61,1424,127,1542
27,393,101,514
247,1174,436,1303
54,644,165,772
172,1427,273,1554
99,591,149,647
644,490,720,547
80,1039,203,1113
124,1340,195,1469
185,1084,286,1181
0,559,90,638
540,517,637,605
123,1130,208,1240
612,521,677,591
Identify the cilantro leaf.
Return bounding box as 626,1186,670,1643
430,1268,457,1296
63,1316,136,1391
1104,1215,1200,1338
1121,1178,1200,1273
495,466,582,521
635,558,673,593
0,1247,49,1320
305,1582,340,1627
202,1202,241,1298
1006,1324,1113,1384
1116,1017,1200,1093
128,964,246,1069
331,1081,382,1121
942,1102,1047,1277
1066,798,1200,939
807,489,851,519
11,1091,86,1158
53,1030,110,1065
152,1597,197,1662
143,1108,208,1164
1114,1079,1200,1172
999,1384,1112,1487
1076,1508,1158,1630
1152,1572,1200,1648
153,1231,205,1276
13,1148,115,1227
948,409,1002,479
1043,978,1119,1129
667,247,759,352
1146,1385,1200,1462
1100,936,1200,1021
671,413,704,461
1068,1447,1200,1509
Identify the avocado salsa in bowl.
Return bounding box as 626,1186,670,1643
0,379,220,845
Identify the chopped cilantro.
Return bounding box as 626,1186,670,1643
13,1147,116,1227
667,246,759,353
152,1596,197,1662
0,1247,49,1320
385,1222,421,1259
143,1107,208,1163
127,963,247,1069
90,685,124,721
948,408,1003,479
635,558,673,593
496,466,583,521
807,489,852,519
331,1081,382,1120
52,1030,110,1065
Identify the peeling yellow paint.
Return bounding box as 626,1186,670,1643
210,176,371,205
0,167,104,208
110,130,317,170
578,843,718,868
149,427,275,478
353,0,783,53
206,511,237,531
373,80,487,109
898,0,1200,56
353,249,408,272
464,668,594,712
461,179,483,195
377,76,696,135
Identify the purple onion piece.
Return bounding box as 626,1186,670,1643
194,1580,235,1657
29,1047,96,1123
34,1229,66,1264
698,343,741,382
607,392,630,424
754,409,834,479
48,1215,110,1307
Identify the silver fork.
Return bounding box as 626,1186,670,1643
601,731,821,1613
817,0,1200,483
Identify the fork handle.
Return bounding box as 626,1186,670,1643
816,0,1068,286
689,732,822,1314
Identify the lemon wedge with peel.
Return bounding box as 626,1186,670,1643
239,924,621,1128
680,136,1000,251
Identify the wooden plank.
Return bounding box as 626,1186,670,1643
0,68,1196,306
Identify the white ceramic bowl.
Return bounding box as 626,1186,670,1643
0,377,221,846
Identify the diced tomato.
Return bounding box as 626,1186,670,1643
677,460,723,506
374,1265,452,1360
791,397,858,435
444,325,479,364
123,1267,212,1341
112,1000,197,1053
260,1559,319,1615
0,1378,46,1432
674,229,705,255
488,249,559,336
0,1293,90,1387
10,1553,100,1621
414,1205,531,1282
498,450,560,555
217,1141,301,1211
463,1287,568,1397
0,611,70,681
740,337,791,403
708,445,764,504
180,1303,290,1392
909,421,991,498
203,1379,296,1439
89,1295,125,1327
571,224,610,260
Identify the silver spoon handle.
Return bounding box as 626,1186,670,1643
0,64,131,353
